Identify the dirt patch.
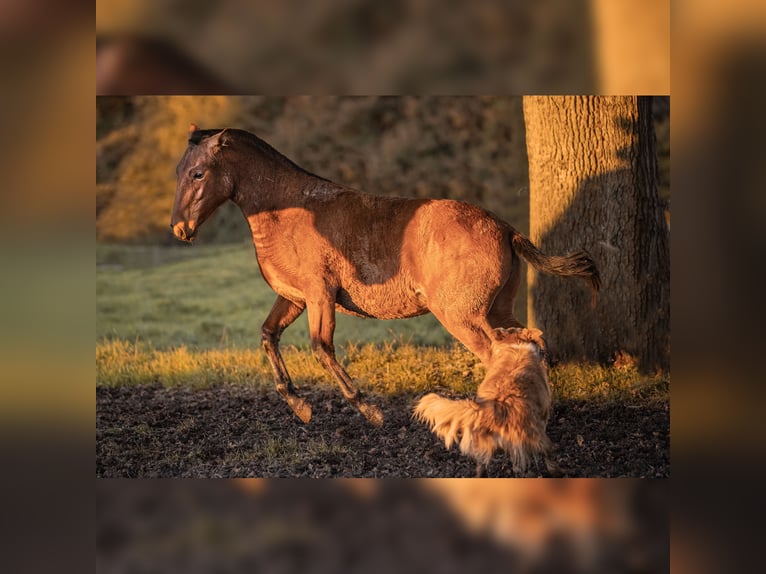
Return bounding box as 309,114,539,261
96,383,669,478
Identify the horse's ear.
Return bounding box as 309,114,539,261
188,124,202,145
211,129,230,153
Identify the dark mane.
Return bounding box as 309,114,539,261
189,128,325,180
188,128,224,145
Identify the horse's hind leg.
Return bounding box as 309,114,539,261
306,294,384,427
261,296,312,423
487,251,525,329
426,246,513,365
428,307,495,365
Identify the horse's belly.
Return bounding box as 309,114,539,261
336,282,428,319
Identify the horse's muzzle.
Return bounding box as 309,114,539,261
171,221,197,243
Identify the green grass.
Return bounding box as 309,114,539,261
97,242,450,349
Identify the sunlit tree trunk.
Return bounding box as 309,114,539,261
523,96,669,371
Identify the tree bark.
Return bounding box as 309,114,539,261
523,96,669,371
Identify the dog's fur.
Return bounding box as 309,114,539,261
414,327,560,476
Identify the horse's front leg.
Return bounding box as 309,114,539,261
306,292,384,427
261,296,312,423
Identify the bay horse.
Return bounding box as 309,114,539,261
170,125,600,427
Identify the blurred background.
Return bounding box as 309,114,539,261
97,478,668,574
96,0,668,94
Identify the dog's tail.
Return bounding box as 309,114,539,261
414,393,551,472
510,229,601,305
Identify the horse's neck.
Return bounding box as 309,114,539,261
233,153,301,210
232,159,312,244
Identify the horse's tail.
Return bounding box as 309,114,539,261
510,229,601,303
414,393,547,471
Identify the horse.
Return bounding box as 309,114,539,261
170,124,600,427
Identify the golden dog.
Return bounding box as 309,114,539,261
414,327,560,477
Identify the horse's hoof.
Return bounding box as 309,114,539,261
359,403,384,427
289,397,312,424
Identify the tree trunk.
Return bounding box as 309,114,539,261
523,96,669,371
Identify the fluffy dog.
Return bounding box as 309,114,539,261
414,327,560,477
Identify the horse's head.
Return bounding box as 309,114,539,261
170,124,234,242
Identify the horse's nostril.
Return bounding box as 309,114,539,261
172,223,187,241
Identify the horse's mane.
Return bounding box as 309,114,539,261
189,128,325,180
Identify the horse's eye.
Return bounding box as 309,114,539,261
193,171,204,180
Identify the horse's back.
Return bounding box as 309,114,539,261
304,190,514,319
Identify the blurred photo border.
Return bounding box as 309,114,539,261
4,0,764,571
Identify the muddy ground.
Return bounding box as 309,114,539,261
96,383,668,478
